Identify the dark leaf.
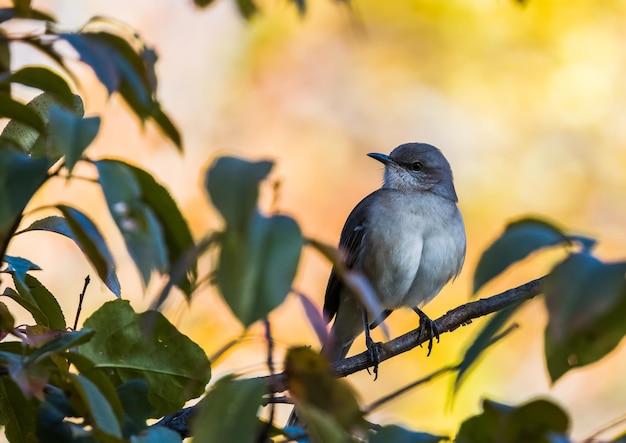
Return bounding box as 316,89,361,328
2,66,74,108
0,92,46,133
62,33,120,94
0,147,49,254
5,273,66,329
235,0,258,20
65,352,124,423
25,329,94,365
130,427,182,443
47,104,100,174
96,160,169,286
116,379,154,437
192,376,266,443
474,218,569,294
70,374,123,439
79,300,210,417
0,39,10,94
56,205,121,297
544,253,626,382
457,398,569,443
123,161,195,296
370,425,447,443
0,378,38,443
285,346,364,433
193,0,217,7
205,156,273,233
0,301,15,339
0,92,84,157
217,214,302,327
151,106,182,151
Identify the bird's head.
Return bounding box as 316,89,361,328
368,143,458,202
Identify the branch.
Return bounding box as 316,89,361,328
264,275,544,393
154,276,544,437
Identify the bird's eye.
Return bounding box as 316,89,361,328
410,161,424,171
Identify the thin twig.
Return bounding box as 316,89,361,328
257,319,276,443
72,276,90,330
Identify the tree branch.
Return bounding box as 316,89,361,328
154,276,544,437
264,276,544,393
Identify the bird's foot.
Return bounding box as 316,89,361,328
414,308,440,357
364,335,383,380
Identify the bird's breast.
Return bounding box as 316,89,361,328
359,191,465,309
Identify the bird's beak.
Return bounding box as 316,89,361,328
367,152,393,165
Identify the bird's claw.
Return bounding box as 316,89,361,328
415,308,440,357
365,336,383,380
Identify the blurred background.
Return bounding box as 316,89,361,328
4,0,626,439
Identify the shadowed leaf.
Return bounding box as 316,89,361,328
2,67,74,108
192,376,265,443
206,156,273,233
370,425,447,443
474,218,578,294
544,253,626,382
79,300,210,417
55,206,121,297
96,160,168,287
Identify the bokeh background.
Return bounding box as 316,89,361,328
4,0,626,439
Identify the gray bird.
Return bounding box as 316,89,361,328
322,142,466,362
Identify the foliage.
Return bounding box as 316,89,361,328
0,0,624,442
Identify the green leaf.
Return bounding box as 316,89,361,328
0,147,49,250
95,160,169,286
0,378,38,443
192,376,266,443
26,330,94,365
456,398,569,443
56,206,121,297
0,39,10,94
474,218,571,294
62,33,121,95
66,352,124,423
62,31,179,149
294,404,348,443
130,427,182,443
79,300,210,417
206,156,273,233
0,92,84,156
544,253,626,382
454,304,520,394
2,67,75,108
193,0,217,7
151,106,182,151
5,273,66,329
0,92,46,133
123,162,196,297
70,373,123,439
37,388,75,442
370,425,447,443
116,379,154,437
235,0,258,20
217,214,303,327
3,254,41,284
47,104,100,174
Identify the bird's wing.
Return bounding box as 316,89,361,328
323,193,374,323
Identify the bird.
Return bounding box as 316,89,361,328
322,142,466,363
